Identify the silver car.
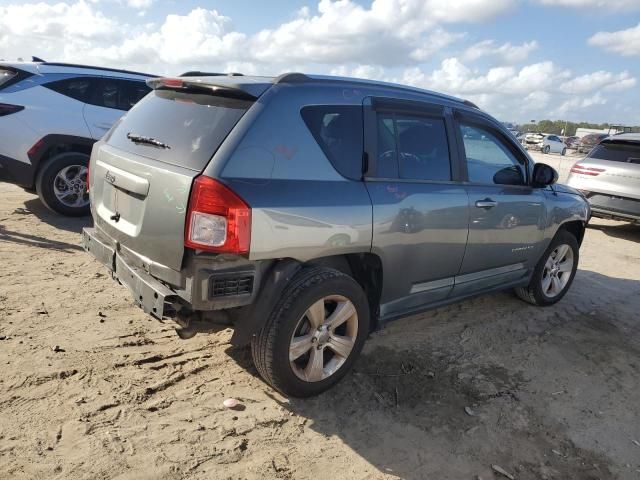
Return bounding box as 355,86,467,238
523,133,567,155
82,73,589,397
567,133,640,223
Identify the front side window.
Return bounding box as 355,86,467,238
376,113,451,181
301,105,363,180
459,123,527,186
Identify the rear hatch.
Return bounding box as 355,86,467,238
525,133,544,146
90,78,265,272
570,141,640,201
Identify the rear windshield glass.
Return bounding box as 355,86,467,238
589,143,640,164
107,89,252,170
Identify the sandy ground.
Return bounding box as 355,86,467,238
1,172,640,480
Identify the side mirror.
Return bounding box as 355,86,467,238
493,166,526,185
532,163,558,187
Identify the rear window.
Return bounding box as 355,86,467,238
107,89,252,170
45,77,94,102
589,143,640,164
301,105,363,180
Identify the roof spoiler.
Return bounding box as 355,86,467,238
146,77,264,100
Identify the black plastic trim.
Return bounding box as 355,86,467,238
0,153,34,187
39,62,154,77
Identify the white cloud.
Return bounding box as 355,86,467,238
126,0,153,7
0,1,116,40
537,0,640,10
402,58,570,96
588,23,640,57
0,0,637,124
462,40,538,64
560,70,636,93
551,92,607,117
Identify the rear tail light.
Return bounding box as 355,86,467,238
570,164,606,176
185,176,251,254
0,103,24,117
27,138,45,157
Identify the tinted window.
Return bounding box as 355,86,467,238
460,123,526,185
45,77,94,102
589,143,640,163
90,78,150,111
377,113,451,181
106,89,251,170
301,105,363,180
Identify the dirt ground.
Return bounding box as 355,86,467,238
1,174,640,480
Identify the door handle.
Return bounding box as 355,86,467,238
475,199,498,209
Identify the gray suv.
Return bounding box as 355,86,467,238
82,73,589,397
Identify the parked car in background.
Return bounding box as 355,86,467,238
568,133,640,224
0,59,153,215
523,133,567,155
82,72,589,397
577,133,608,155
563,136,580,149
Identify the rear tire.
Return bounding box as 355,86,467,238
251,267,370,397
515,230,578,306
36,152,90,216
543,145,550,154
561,148,566,156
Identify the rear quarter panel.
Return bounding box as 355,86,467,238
215,84,373,261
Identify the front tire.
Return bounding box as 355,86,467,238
561,148,567,156
36,152,90,216
251,267,370,397
515,230,578,306
543,145,550,154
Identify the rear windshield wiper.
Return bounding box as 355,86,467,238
127,132,171,149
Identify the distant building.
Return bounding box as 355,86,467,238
575,125,632,138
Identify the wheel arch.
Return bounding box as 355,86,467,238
558,219,586,247
28,134,95,188
229,252,383,346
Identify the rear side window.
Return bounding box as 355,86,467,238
45,77,94,102
589,143,640,164
301,105,363,180
106,89,251,170
89,78,150,111
377,113,451,181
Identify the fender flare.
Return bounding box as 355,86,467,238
229,258,302,346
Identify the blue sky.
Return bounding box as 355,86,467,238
1,0,639,124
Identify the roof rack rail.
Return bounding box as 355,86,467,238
39,62,154,77
180,71,244,77
274,72,311,84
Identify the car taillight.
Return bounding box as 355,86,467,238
570,164,606,176
0,103,24,117
185,176,251,254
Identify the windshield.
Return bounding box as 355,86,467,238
0,68,17,89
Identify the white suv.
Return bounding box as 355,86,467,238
0,59,153,215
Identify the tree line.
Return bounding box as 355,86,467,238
516,120,640,136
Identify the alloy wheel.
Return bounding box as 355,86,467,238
541,244,574,297
289,295,358,382
53,165,89,208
